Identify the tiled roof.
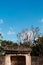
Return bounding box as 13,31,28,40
4,45,31,54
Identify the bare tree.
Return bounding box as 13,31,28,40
31,26,40,44
17,28,32,45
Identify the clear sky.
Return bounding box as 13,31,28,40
0,0,43,42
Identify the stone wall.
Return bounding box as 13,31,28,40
31,56,43,65
0,55,43,65
0,56,5,65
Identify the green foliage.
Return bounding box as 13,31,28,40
1,40,18,47
31,36,43,56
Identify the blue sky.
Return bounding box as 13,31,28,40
0,0,43,42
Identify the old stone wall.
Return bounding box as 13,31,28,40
0,55,43,65
31,56,43,65
0,56,5,65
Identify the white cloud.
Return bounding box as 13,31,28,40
0,19,4,24
10,27,13,30
7,27,15,35
41,19,43,22
7,30,15,35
